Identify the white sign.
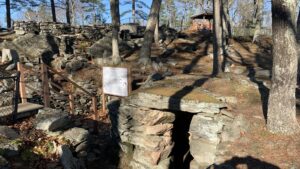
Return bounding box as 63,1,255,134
102,67,129,97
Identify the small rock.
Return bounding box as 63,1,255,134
0,156,10,169
62,127,89,145
75,141,88,153
35,108,71,131
0,126,19,139
0,138,21,157
58,145,82,169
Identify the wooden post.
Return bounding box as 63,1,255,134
69,84,74,114
17,62,27,103
92,96,98,120
41,63,50,107
102,92,106,116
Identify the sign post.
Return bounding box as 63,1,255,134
102,66,131,115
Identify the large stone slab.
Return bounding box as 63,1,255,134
189,114,224,143
123,87,226,114
120,133,172,151
189,138,218,167
130,124,173,136
130,157,172,169
133,145,173,165
118,106,176,126
35,108,71,131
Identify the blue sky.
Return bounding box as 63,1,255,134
0,0,152,27
0,0,274,28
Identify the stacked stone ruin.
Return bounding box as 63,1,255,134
108,77,249,169
13,21,112,57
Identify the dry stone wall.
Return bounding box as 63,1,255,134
13,21,112,57
108,83,250,169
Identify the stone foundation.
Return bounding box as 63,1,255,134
108,81,250,169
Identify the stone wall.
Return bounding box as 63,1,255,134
13,21,112,56
13,21,111,38
108,79,250,169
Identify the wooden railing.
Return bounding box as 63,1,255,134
17,62,99,121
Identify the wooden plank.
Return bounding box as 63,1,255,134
45,64,94,97
0,103,43,118
17,103,43,113
41,64,50,107
92,96,98,120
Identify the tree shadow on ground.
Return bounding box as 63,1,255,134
212,156,280,169
227,44,269,121
182,40,210,74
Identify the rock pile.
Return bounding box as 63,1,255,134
40,22,74,36
13,21,111,39
13,21,39,35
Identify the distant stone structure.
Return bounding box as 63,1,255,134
189,12,213,31
13,21,111,37
13,21,112,57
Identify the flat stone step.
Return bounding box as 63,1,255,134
124,87,226,114
0,103,43,119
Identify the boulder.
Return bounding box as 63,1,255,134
35,108,71,131
58,145,83,169
0,156,10,169
62,127,89,145
0,126,19,139
1,48,19,64
0,138,21,157
0,33,59,64
87,36,132,59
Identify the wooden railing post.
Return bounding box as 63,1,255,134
17,62,27,103
41,63,50,107
69,84,75,114
92,96,98,120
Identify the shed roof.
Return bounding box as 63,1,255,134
191,12,213,20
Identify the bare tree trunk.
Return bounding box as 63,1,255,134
222,0,232,38
180,16,184,32
71,0,76,25
139,0,162,65
132,0,136,23
66,0,71,24
267,0,300,135
154,13,159,44
50,0,57,22
6,0,11,29
110,0,121,65
213,0,223,75
297,6,300,40
93,3,96,25
252,0,263,43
